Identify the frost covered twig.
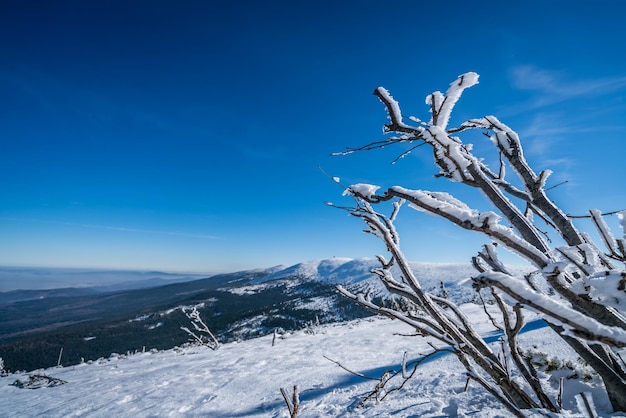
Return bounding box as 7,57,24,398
336,203,545,414
335,72,626,413
180,306,220,350
326,347,454,409
323,355,380,381
577,392,600,418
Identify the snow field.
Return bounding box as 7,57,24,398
1,303,616,417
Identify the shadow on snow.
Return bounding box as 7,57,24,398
220,318,548,416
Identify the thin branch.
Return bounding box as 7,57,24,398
493,292,558,411
545,180,569,191
323,355,380,381
354,347,455,407
567,209,626,219
391,142,427,164
333,138,412,155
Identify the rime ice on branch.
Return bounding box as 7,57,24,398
336,72,626,414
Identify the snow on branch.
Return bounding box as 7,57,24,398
180,306,220,350
589,209,621,259
586,271,626,310
280,385,300,418
427,72,479,129
619,211,626,258
334,71,626,412
373,87,419,133
477,116,584,247
474,272,626,347
343,183,380,200
422,125,472,182
383,186,550,268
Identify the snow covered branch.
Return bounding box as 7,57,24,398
373,87,418,134
428,72,479,129
180,306,220,350
335,72,626,412
336,201,553,413
474,272,626,347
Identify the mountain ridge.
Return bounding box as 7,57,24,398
0,258,529,372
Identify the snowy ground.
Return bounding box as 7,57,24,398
1,303,621,418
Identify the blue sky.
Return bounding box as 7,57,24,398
1,0,625,275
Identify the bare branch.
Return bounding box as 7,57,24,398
280,385,300,418
323,355,380,381
567,209,626,219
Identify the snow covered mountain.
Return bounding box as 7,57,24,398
257,257,530,302
2,258,620,417
0,258,516,373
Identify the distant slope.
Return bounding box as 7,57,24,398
0,258,531,372
0,287,100,305
0,266,213,292
0,269,271,340
258,257,512,303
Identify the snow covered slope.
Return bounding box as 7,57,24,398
258,257,530,303
0,305,614,417
1,258,534,373
1,257,620,417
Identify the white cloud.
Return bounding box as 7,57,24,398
507,65,626,111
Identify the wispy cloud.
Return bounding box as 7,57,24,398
75,222,221,240
1,217,220,240
506,65,626,112
518,113,618,150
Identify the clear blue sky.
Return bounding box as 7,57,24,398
1,0,625,274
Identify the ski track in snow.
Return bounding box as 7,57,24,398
1,303,616,417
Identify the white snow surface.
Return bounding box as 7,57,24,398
1,304,618,417
258,257,378,285
1,258,622,417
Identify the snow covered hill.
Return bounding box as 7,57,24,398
259,257,532,303
0,304,615,417
1,258,533,373
2,258,621,416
